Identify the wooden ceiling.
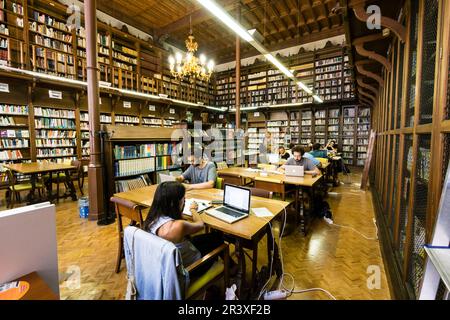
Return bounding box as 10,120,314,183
96,0,346,64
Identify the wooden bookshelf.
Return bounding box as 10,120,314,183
0,0,26,68
214,44,356,109
103,126,183,212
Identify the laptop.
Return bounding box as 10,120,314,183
159,173,176,183
206,184,251,224
285,165,304,177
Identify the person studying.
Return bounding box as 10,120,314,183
278,146,321,176
176,147,217,191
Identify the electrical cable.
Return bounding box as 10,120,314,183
325,218,378,241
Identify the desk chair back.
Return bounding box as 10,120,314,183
111,196,145,273
218,172,243,186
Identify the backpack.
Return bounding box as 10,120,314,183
314,200,333,220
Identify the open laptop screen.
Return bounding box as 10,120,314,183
223,184,251,214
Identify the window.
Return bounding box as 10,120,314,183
418,0,439,124
405,0,420,127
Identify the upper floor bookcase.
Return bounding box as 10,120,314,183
214,44,356,109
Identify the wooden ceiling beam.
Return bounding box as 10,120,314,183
356,76,379,97
355,60,384,87
267,1,295,39
97,0,155,35
154,0,239,38
353,34,392,71
350,0,406,42
215,25,345,63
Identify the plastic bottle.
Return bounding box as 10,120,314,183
78,196,89,219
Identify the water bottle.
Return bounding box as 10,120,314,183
78,197,89,219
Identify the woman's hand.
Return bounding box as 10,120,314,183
189,201,198,212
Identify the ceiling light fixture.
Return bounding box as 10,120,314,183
168,16,214,82
196,0,323,103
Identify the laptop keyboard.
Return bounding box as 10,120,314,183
215,206,245,218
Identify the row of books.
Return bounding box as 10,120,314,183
36,130,76,138
0,149,23,160
115,175,149,193
0,104,28,115
0,138,28,148
29,22,72,42
32,11,69,32
115,115,139,123
36,139,76,147
156,155,179,171
115,157,155,177
0,116,23,126
35,118,76,129
36,148,75,158
114,142,178,160
33,35,72,53
35,107,75,118
0,129,29,138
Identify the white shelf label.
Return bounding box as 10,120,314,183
49,90,62,100
219,114,224,119
0,83,10,93
254,112,260,117
149,105,156,112
123,101,131,109
169,108,175,114
99,97,102,105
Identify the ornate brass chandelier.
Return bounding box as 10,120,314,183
168,19,214,82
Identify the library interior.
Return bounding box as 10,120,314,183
0,0,449,302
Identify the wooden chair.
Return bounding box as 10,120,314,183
44,160,85,202
254,176,295,201
249,187,273,199
218,172,243,186
123,226,230,300
5,170,45,208
111,196,145,273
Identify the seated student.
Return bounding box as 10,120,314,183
278,146,291,160
176,148,217,191
310,143,328,159
143,181,231,277
278,146,321,176
326,140,338,152
304,151,322,168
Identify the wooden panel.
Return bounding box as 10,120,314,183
0,78,29,105
114,98,140,116
104,125,178,141
32,87,76,109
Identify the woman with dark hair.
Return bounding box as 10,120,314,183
143,181,227,277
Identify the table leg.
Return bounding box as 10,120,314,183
25,173,37,204
64,170,78,201
47,173,54,203
250,244,258,293
234,239,247,299
299,187,306,236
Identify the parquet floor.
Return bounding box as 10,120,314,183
0,169,391,300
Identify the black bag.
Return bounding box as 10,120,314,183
314,200,333,220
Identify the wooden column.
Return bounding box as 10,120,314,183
85,0,105,222
235,3,241,129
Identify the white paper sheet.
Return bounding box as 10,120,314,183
252,207,274,218
183,198,212,216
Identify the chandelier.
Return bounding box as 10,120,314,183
168,28,214,82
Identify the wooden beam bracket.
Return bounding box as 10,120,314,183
351,1,406,43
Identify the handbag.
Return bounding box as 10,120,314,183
125,229,139,300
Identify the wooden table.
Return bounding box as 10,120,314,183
3,162,78,203
218,167,323,235
114,185,291,299
13,272,59,300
